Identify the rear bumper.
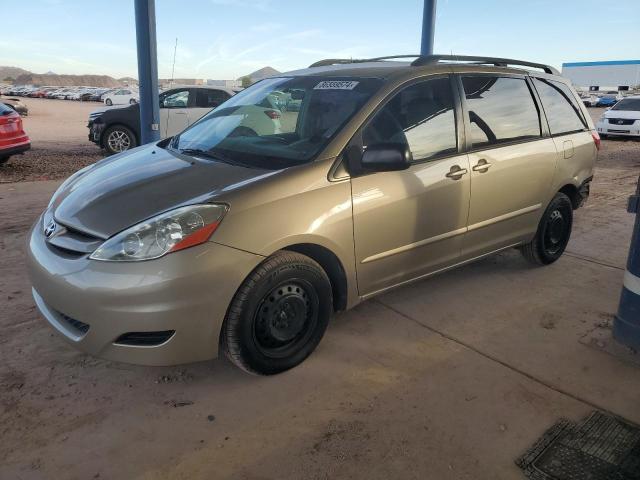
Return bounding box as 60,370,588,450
0,139,30,157
27,220,264,365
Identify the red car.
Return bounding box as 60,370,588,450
0,102,30,165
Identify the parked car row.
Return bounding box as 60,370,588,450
0,85,138,104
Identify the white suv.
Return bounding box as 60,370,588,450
596,96,640,138
103,88,139,106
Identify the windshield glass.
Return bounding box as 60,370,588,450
612,98,640,111
171,76,383,169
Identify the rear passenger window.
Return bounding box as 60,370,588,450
363,77,457,161
532,78,587,135
462,76,541,148
196,89,230,108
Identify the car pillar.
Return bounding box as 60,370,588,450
134,0,160,145
613,174,640,350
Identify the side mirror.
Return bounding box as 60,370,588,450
360,143,411,172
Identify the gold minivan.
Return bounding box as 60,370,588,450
27,55,598,374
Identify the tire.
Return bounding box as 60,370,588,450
129,98,137,105
103,125,137,155
520,192,573,265
0,156,9,165
221,251,333,375
105,98,113,106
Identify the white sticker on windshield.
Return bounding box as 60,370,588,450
313,80,359,90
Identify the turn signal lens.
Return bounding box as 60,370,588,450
591,131,601,150
90,204,228,262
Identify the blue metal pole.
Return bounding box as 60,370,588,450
134,0,160,145
420,0,437,56
613,175,640,350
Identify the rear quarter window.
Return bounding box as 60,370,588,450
532,78,587,136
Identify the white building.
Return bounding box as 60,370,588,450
207,79,241,88
561,60,640,91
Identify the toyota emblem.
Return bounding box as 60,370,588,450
44,221,57,238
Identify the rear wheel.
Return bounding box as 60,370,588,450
105,98,113,106
520,192,573,265
221,251,332,375
0,156,9,165
103,125,137,155
129,98,137,105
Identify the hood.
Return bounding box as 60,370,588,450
51,144,275,238
603,110,640,120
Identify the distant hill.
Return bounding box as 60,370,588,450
238,66,280,82
14,72,122,87
0,66,31,81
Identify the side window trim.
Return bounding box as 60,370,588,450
456,73,546,154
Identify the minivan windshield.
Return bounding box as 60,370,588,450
611,98,640,111
171,76,383,169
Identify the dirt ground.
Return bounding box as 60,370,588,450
1,105,639,479
0,97,104,183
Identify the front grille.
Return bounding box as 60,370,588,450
46,220,104,255
607,118,635,126
59,312,90,335
114,331,175,347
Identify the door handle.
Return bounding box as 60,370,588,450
445,165,468,180
472,159,492,172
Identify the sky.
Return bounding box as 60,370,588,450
1,0,639,80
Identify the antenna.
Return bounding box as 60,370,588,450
170,37,178,88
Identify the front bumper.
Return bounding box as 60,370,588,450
27,220,264,366
596,120,640,137
88,121,106,146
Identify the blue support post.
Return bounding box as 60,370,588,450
613,175,640,350
420,0,437,56
134,0,160,145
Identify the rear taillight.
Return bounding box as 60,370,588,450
264,109,281,120
591,131,601,150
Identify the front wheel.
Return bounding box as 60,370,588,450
103,125,137,155
105,98,113,106
520,192,573,265
221,251,333,375
129,98,137,105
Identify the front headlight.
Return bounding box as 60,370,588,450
90,204,228,262
599,116,607,124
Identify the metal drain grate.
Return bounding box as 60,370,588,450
517,411,640,480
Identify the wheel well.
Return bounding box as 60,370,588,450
283,244,348,312
559,184,580,210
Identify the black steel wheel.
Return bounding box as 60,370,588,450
520,192,573,265
222,251,332,375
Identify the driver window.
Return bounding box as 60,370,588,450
363,77,457,162
162,90,190,108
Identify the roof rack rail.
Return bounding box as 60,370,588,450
411,55,559,75
308,55,421,68
308,54,559,75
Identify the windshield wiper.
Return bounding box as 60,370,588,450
177,147,249,168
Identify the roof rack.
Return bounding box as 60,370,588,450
411,55,559,75
308,54,559,75
308,55,421,68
